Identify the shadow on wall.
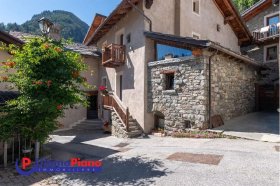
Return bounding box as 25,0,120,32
122,53,135,90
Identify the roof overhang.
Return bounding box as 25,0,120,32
144,31,210,49
242,0,273,22
0,30,24,46
145,31,260,67
83,14,107,44
85,0,140,46
213,0,253,45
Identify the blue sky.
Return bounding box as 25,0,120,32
0,0,121,25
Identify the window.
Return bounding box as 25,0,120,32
265,45,278,62
165,73,175,90
102,77,107,87
120,34,124,45
126,33,131,43
156,44,192,61
264,13,279,36
266,14,279,26
193,0,200,15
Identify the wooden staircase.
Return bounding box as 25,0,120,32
102,94,142,138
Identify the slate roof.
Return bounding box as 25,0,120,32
9,31,101,57
0,30,24,46
145,31,260,67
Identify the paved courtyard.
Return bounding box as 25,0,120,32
0,120,279,186
213,112,280,142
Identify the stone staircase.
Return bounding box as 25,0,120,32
87,110,98,119
72,119,103,131
111,111,143,138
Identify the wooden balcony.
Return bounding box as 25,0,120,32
253,24,279,42
102,44,126,68
102,94,129,131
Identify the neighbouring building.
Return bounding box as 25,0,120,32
84,0,262,137
0,31,101,129
241,0,279,111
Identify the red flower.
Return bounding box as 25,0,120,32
2,62,16,68
72,71,79,78
55,47,63,53
1,76,8,81
57,105,63,110
43,44,49,49
35,81,43,85
46,80,52,87
99,86,107,91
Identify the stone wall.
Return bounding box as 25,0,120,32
147,57,208,132
209,53,258,121
148,53,258,132
242,4,279,84
245,5,279,32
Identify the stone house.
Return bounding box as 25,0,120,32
84,0,261,137
241,0,279,110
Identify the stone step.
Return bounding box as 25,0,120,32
73,125,103,130
129,125,140,130
128,130,142,138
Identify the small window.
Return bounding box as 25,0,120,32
102,77,107,87
265,45,278,62
120,34,124,45
126,33,131,43
193,0,200,15
165,73,175,90
266,14,279,26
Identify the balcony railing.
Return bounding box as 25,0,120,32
102,94,130,131
253,23,280,41
102,44,126,68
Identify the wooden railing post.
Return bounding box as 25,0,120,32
126,108,129,132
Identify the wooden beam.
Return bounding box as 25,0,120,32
224,15,235,24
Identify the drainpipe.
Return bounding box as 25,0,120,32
125,0,152,31
208,50,218,129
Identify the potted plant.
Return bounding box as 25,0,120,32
99,86,108,96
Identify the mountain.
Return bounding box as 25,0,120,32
0,10,89,43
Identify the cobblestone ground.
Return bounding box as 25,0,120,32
0,124,279,186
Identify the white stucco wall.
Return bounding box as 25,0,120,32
144,0,240,52
59,55,100,129
97,2,149,132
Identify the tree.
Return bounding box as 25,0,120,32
0,37,89,142
233,0,260,12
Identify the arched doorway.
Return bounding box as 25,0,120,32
154,111,165,130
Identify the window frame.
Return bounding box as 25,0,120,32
264,44,278,63
192,0,200,15
165,73,175,90
101,76,107,87
264,12,279,26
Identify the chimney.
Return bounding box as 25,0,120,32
49,24,61,41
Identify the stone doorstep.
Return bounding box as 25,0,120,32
167,152,223,165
